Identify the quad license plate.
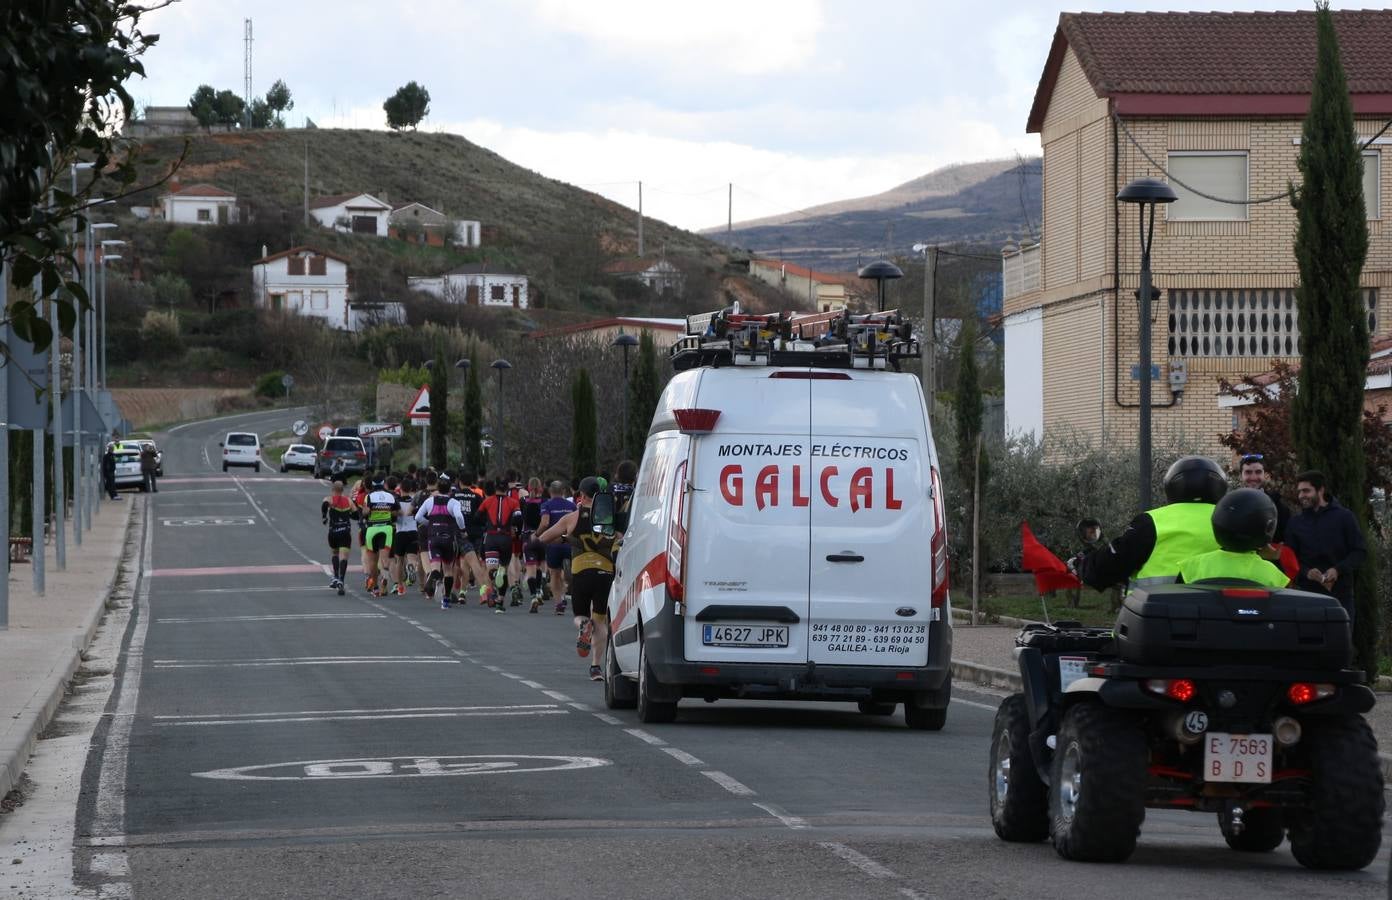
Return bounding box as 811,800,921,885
1203,733,1272,783
702,624,789,648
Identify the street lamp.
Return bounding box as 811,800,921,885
68,165,94,545
911,242,938,410
856,259,903,313
611,331,639,458
98,236,123,390
490,359,511,473
1117,176,1178,509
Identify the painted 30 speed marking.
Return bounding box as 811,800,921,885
193,755,611,781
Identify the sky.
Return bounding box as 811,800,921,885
132,0,1358,232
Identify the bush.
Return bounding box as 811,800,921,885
254,370,286,399
139,310,183,360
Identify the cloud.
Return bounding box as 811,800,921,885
529,0,826,76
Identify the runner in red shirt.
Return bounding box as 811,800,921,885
479,477,522,612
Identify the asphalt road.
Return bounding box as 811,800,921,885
68,408,1392,899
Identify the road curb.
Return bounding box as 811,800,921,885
950,659,1021,693
0,500,138,802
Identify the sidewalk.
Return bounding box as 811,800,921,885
0,496,136,801
948,611,1392,778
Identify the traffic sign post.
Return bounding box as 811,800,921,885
406,385,431,423
292,420,309,437
281,373,295,399
358,422,403,439
317,424,334,443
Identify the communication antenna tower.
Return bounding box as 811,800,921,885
243,19,253,129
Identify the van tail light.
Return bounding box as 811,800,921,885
769,371,851,380
673,408,720,435
929,466,949,608
665,460,690,602
1287,683,1335,705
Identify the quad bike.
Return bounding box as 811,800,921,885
988,581,1382,869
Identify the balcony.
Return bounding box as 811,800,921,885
1001,241,1040,303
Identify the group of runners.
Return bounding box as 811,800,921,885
320,463,634,681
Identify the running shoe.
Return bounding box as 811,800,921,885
589,665,603,682
510,585,523,607
327,578,337,589
494,601,506,614
577,619,594,657
395,583,406,597
337,583,345,597
441,595,450,610
529,596,542,614
365,576,377,593
407,563,418,585
554,597,567,615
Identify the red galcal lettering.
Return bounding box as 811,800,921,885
719,465,743,506
792,464,810,507
820,466,839,507
850,467,873,512
754,465,779,510
885,468,903,510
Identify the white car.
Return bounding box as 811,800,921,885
111,448,144,490
603,305,952,729
280,443,317,473
221,431,261,472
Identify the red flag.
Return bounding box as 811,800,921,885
1020,522,1082,595
1275,543,1300,582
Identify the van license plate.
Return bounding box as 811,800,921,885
702,624,789,648
1203,733,1272,784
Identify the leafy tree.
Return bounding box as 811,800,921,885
1290,2,1379,676
188,84,218,129
247,98,273,130
571,368,598,481
212,89,245,127
429,347,448,470
265,78,293,127
625,331,660,462
464,351,483,476
2,0,172,351
383,81,431,131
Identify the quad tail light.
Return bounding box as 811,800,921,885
1144,678,1196,703
1222,588,1271,599
1287,682,1335,705
673,408,721,435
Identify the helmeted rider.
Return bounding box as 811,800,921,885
1177,488,1290,589
1074,455,1227,590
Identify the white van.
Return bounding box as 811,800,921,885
221,431,262,472
603,306,952,728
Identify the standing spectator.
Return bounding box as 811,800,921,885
378,438,394,474
1237,453,1291,540
102,444,120,500
140,443,159,493
1285,470,1366,625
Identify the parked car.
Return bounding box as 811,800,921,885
314,436,368,479
221,431,262,472
280,443,317,473
111,446,144,490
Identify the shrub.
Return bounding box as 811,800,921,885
254,370,286,399
139,310,183,360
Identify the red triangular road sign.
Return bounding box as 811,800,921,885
406,385,431,421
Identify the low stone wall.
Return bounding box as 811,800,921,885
109,388,245,429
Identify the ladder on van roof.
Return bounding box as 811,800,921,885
670,302,921,372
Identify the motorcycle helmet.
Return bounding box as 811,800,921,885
1211,488,1278,553
1162,456,1227,504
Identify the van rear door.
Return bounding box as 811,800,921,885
808,373,932,667
681,371,811,665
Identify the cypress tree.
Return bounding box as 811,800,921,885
625,331,661,462
1290,3,1377,675
572,368,598,481
954,323,985,483
464,350,483,476
428,348,448,470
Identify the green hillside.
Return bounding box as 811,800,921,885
120,128,734,317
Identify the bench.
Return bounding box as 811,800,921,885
9,536,32,564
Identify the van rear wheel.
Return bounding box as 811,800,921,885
636,638,677,724
604,639,637,710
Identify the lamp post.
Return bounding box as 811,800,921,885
490,359,511,473
856,259,903,313
99,238,124,390
86,223,115,521
611,331,638,458
68,164,93,546
1117,177,1178,509
911,242,937,410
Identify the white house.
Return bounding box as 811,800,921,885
408,263,529,309
388,202,481,247
601,257,685,296
159,183,238,225
251,246,354,330
309,193,392,236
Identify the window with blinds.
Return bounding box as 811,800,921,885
1167,152,1248,221
1167,288,1379,357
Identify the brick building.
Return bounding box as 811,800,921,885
1002,10,1392,451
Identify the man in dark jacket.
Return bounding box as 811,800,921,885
1285,470,1366,624
101,445,120,500
1237,453,1291,541
140,444,159,493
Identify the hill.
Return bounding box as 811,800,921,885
714,158,1041,271
121,128,737,317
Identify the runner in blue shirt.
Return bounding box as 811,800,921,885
538,480,577,615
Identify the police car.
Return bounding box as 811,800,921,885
603,303,953,728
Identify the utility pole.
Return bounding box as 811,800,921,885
637,181,644,257
243,18,254,130
0,260,9,627
918,244,939,412
49,190,64,571
727,183,733,245
303,140,309,225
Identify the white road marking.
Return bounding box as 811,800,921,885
661,747,705,767
543,690,573,702
753,801,808,829
155,709,567,727
500,672,524,680
593,713,623,726
520,680,545,689
92,502,153,840
702,770,756,796
156,704,557,720
156,613,386,624
484,665,502,672
898,888,930,900
624,728,666,746
191,586,333,594
818,842,895,879
194,754,611,781
567,701,593,712
151,655,459,668
953,697,1000,712
88,852,131,876
99,882,132,899
157,488,238,494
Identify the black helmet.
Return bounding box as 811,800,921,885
1163,456,1227,504
436,473,452,491
1211,488,1277,552
577,476,605,497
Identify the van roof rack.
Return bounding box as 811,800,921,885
670,302,920,372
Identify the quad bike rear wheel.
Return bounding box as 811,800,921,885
1287,715,1383,870
989,694,1048,842
1049,701,1147,862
